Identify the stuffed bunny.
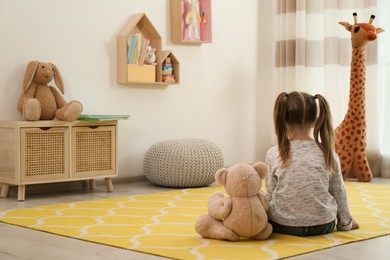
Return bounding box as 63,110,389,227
17,61,83,121
144,46,156,65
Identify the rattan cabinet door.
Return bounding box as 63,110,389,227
20,127,69,183
71,125,116,179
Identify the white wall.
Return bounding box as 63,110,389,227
0,0,274,179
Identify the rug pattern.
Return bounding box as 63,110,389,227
0,182,389,259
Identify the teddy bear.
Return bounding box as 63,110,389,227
17,61,83,121
195,162,272,241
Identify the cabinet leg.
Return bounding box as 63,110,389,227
105,178,114,192
1,184,10,198
88,179,96,190
17,185,25,201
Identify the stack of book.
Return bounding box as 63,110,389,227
127,33,151,65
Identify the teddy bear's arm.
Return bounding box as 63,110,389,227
207,191,232,220
50,86,67,108
258,191,270,211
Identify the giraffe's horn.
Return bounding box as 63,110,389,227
369,15,375,24
353,12,358,24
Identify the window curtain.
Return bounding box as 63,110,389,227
377,0,390,177
272,0,386,175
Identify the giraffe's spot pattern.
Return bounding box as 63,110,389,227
335,49,372,182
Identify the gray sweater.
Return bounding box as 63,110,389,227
265,140,353,231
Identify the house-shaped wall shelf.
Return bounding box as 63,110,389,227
117,13,180,85
171,0,212,44
162,50,180,84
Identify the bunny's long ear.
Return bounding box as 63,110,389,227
50,63,64,94
23,61,39,92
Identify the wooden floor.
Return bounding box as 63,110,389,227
0,178,389,260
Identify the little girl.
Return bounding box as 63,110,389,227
265,91,359,236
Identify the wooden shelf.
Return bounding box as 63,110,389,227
171,0,212,44
117,13,180,85
162,50,180,84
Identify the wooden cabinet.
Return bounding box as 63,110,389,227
117,13,180,85
0,120,118,201
171,0,212,44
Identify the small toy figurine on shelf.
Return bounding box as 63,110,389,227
185,0,201,41
144,46,156,65
162,57,175,83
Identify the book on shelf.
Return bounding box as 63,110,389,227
127,33,150,65
138,38,150,66
78,114,130,121
127,35,136,64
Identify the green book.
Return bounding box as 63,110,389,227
78,114,130,121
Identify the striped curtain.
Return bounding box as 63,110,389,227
272,0,380,151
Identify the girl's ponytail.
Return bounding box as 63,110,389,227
313,94,337,173
274,92,290,165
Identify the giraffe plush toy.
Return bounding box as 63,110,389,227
335,13,384,182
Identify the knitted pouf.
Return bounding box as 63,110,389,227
144,139,224,188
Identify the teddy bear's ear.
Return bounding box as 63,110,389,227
215,168,228,185
23,61,39,92
50,63,64,94
253,162,268,179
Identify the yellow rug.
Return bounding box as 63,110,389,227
0,182,389,259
